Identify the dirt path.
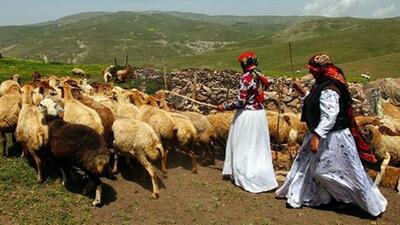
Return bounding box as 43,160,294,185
87,152,399,225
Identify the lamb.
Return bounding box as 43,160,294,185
68,87,115,150
0,83,21,157
367,152,400,193
169,112,198,173
15,84,48,182
0,80,20,96
368,167,400,193
112,117,164,198
10,74,21,83
282,112,307,145
266,111,292,145
102,65,115,83
71,68,86,78
39,98,112,206
364,124,400,166
177,111,217,164
271,143,300,171
116,65,134,83
112,88,139,119
61,83,104,136
131,90,176,177
206,111,234,154
31,71,42,84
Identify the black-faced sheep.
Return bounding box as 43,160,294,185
71,68,86,78
39,98,112,206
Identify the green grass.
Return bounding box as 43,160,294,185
0,57,106,83
0,12,399,80
0,137,92,225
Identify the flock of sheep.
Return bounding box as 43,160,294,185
0,70,399,207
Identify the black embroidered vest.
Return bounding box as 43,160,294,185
301,77,352,132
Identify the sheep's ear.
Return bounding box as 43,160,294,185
283,115,291,125
379,126,400,136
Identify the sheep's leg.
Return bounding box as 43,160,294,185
60,167,69,187
185,148,198,174
112,142,119,174
20,145,28,158
161,147,169,178
82,178,94,195
374,152,391,186
397,176,400,194
11,132,16,145
112,153,119,175
31,150,44,183
161,148,168,178
89,174,102,207
1,132,7,157
137,153,159,199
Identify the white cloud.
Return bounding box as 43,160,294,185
372,4,397,18
304,0,371,17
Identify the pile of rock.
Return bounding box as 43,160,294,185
128,67,376,115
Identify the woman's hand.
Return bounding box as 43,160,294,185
217,104,225,111
310,133,321,153
292,80,307,97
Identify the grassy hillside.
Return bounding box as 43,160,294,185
0,12,399,78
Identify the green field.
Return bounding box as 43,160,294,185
0,12,399,80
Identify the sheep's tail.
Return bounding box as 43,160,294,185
146,143,162,161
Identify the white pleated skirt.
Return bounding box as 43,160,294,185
276,129,387,216
222,109,278,193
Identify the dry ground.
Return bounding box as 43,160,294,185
1,149,399,225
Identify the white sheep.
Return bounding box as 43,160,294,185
112,117,164,198
61,84,104,136
0,83,21,156
16,84,48,182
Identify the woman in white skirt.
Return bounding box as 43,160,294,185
276,54,387,216
217,51,278,193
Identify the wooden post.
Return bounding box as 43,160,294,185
163,65,168,90
276,78,283,151
114,57,117,67
289,42,294,76
125,55,129,68
192,72,197,100
144,73,148,92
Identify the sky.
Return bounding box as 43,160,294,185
0,0,399,26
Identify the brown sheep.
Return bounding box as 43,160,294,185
70,88,115,150
116,65,134,83
31,71,42,85
39,98,112,206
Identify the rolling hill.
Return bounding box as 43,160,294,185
0,11,399,78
